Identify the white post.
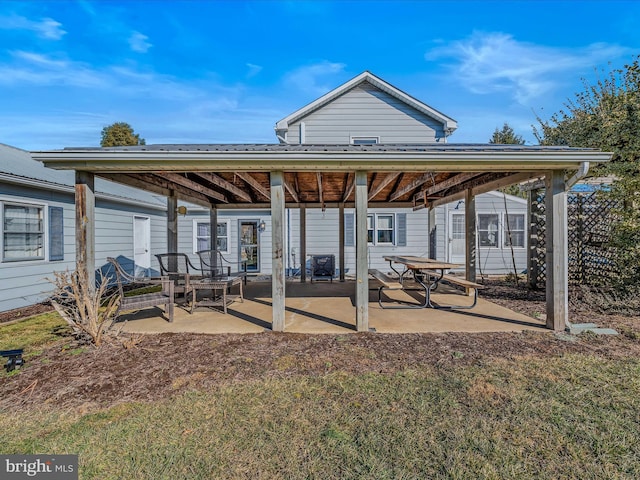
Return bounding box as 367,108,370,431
355,171,369,332
271,171,286,331
545,170,568,331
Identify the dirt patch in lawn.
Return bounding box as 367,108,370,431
1,279,639,412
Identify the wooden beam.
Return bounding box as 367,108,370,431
271,171,286,332
236,172,270,200
317,172,324,210
284,178,300,203
158,173,228,203
192,172,252,202
100,173,213,208
75,171,95,294
355,171,369,332
368,172,401,201
418,172,480,199
390,172,435,201
546,170,568,331
342,173,355,202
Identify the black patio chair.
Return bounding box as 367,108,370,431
196,249,248,284
155,253,201,303
107,257,174,322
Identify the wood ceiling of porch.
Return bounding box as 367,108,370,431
98,170,534,210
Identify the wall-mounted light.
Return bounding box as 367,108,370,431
176,205,188,216
259,220,266,232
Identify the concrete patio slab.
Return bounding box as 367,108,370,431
118,280,546,335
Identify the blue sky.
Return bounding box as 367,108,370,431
0,0,638,150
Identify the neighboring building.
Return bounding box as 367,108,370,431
0,143,168,311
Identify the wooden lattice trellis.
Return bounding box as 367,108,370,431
528,190,619,288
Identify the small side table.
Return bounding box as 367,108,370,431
190,276,244,314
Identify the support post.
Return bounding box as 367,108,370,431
527,189,539,289
167,193,178,253
300,204,307,283
355,171,369,332
75,171,95,293
210,206,218,271
428,206,437,259
465,189,477,283
271,171,286,331
339,202,345,282
545,170,568,331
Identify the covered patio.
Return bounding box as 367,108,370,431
116,279,546,335
33,143,611,333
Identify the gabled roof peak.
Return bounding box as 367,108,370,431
275,71,457,135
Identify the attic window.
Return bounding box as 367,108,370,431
351,136,379,145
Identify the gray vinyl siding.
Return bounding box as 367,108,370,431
285,207,429,276
0,184,167,312
287,82,445,144
180,210,272,275
435,192,527,274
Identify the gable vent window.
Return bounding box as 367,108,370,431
351,136,379,145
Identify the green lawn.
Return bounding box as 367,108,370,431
2,315,639,479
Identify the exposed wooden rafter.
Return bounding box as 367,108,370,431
192,172,252,202
342,173,355,202
99,173,214,208
368,172,401,201
317,172,324,210
236,172,270,200
156,173,228,203
418,172,481,199
389,172,435,201
284,178,300,203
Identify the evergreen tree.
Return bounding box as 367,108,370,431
489,123,525,145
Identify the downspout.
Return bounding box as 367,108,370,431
566,162,590,190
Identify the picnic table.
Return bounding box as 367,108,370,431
368,255,482,309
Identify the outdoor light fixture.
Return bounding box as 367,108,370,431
259,220,266,232
176,205,188,216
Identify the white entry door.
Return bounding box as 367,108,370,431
133,216,151,276
449,212,465,264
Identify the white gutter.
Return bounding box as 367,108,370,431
566,161,590,189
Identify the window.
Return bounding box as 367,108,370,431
3,203,44,261
351,136,379,145
376,214,394,244
504,213,525,248
367,213,395,245
478,214,499,247
367,215,374,244
193,219,230,253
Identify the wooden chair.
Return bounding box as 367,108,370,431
107,257,174,322
196,249,248,284
155,253,201,303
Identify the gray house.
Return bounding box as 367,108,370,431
177,71,528,276
0,143,168,311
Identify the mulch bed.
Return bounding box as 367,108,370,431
1,279,639,412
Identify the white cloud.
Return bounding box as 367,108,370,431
0,14,66,40
284,61,347,95
129,31,152,53
425,32,628,104
246,63,263,78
